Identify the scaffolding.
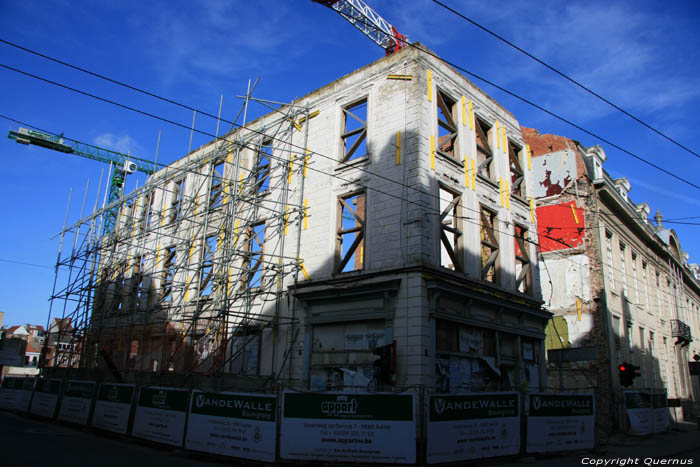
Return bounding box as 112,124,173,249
43,88,311,384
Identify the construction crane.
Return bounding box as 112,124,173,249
8,127,164,234
313,0,407,55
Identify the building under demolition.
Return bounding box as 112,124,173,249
526,127,700,431
47,44,549,392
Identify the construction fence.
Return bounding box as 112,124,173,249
0,376,613,465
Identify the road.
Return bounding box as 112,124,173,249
0,411,237,467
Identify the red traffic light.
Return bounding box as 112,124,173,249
618,364,626,372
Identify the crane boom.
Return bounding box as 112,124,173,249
8,127,164,234
313,0,407,54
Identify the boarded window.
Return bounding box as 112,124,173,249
341,98,367,162
480,207,499,283
439,186,463,271
336,191,365,272
475,117,493,180
514,225,531,294
436,89,458,160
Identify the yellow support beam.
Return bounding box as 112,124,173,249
499,178,504,206
471,159,476,190
395,131,401,165
530,197,536,224
430,135,435,170
284,206,289,236
505,181,510,209
526,144,532,170
299,258,309,281
468,101,474,131
303,199,309,230
304,149,310,178
288,155,295,185
461,96,466,127
387,74,412,80
464,156,470,189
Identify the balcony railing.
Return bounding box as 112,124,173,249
671,319,692,342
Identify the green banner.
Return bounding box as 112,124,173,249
64,381,95,399
138,387,189,412
97,383,135,404
284,393,413,421
190,391,276,421
528,394,594,417
36,379,61,394
430,393,518,421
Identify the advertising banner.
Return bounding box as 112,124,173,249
652,392,669,433
58,380,96,425
185,391,277,462
91,383,135,435
17,377,35,412
526,393,595,453
29,378,61,419
132,386,189,447
624,391,652,436
280,391,416,464
0,376,24,410
426,392,520,464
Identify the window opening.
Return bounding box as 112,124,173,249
131,255,145,310
336,191,366,272
508,139,524,197
141,191,154,231
243,223,265,288
341,98,367,162
475,117,493,180
171,178,185,223
631,252,639,304
619,242,628,296
436,89,458,160
161,246,176,302
514,225,531,293
439,186,462,271
209,159,225,209
606,231,615,290
255,141,271,193
480,207,499,283
199,235,217,296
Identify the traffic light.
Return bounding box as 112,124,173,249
618,362,641,387
373,341,396,386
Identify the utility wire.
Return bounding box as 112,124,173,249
431,0,700,161
2,37,699,193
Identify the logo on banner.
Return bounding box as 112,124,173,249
533,396,542,411
434,398,446,415
195,394,206,409
321,396,358,416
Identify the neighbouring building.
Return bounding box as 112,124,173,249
52,44,549,393
525,127,700,433
0,323,46,377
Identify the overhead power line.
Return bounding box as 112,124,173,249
431,0,700,162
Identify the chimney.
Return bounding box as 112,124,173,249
654,210,663,230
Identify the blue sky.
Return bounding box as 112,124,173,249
1,0,699,327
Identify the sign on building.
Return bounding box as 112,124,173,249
29,378,61,418
526,393,595,453
426,392,520,464
652,392,670,433
91,383,135,435
280,392,416,464
186,391,277,462
132,386,189,447
624,390,652,435
58,380,95,425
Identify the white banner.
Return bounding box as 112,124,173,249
185,391,277,462
624,391,652,436
652,392,669,433
280,391,416,464
526,393,595,453
132,386,189,447
58,380,95,425
91,383,135,435
427,392,520,463
29,379,61,419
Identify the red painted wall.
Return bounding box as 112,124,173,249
537,201,585,252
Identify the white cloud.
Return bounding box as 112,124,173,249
94,133,144,156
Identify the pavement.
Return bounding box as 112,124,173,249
492,421,700,467
2,408,699,466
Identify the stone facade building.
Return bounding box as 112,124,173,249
525,127,700,432
79,45,549,391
